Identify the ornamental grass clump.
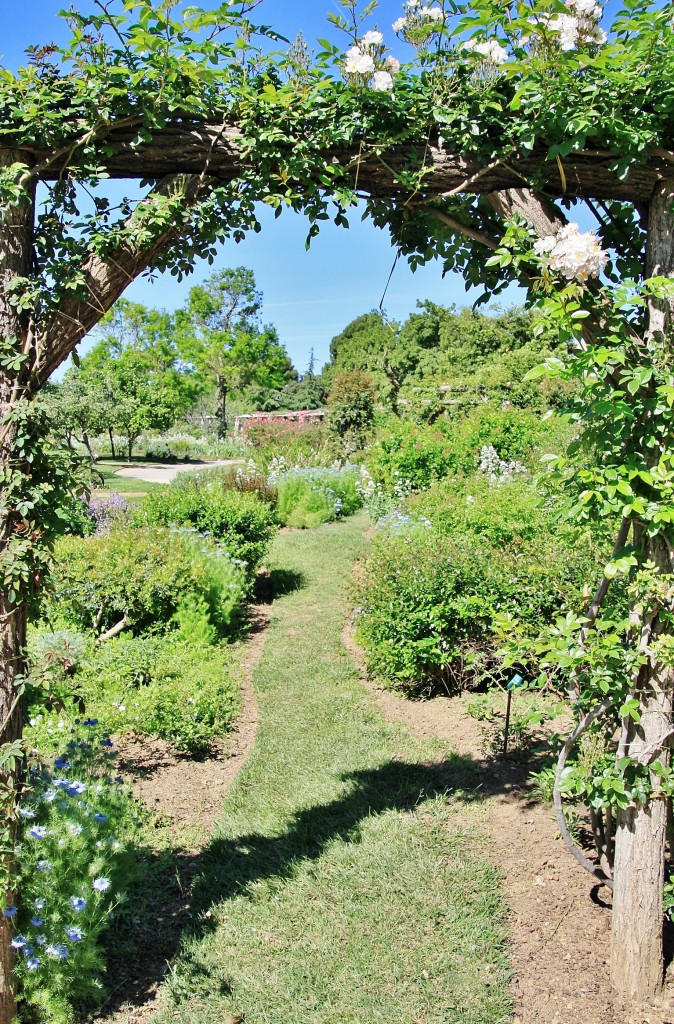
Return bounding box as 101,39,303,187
10,720,136,1024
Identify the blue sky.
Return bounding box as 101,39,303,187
2,0,527,372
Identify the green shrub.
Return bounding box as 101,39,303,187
45,527,246,636
271,466,362,528
410,476,557,548
355,515,597,693
12,719,138,1024
138,479,276,577
365,421,450,491
438,405,568,475
326,369,376,445
76,636,240,753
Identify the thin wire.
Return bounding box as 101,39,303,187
378,249,401,332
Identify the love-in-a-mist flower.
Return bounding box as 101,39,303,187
70,896,86,911
29,826,47,840
66,927,83,942
92,877,111,893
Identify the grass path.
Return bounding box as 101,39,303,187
157,516,512,1024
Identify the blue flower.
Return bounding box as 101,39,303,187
92,877,110,893
53,779,70,789
29,826,47,840
34,899,45,911
67,781,86,796
21,945,34,957
42,789,58,803
35,935,47,947
65,927,83,942
93,813,107,823
36,860,52,873
46,944,69,959
100,739,114,748
18,808,35,819
31,916,43,928
70,896,86,912
10,936,27,950
25,957,40,971
54,758,71,770
83,719,98,727
3,907,17,918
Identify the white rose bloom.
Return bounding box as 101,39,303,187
567,0,602,19
372,70,394,91
464,38,508,63
385,55,401,73
344,47,376,74
536,223,608,282
361,30,384,48
426,6,445,21
393,17,407,32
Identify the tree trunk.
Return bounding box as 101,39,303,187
610,182,674,1003
0,148,35,1024
108,427,116,459
216,379,228,438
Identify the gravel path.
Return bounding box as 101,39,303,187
114,459,243,484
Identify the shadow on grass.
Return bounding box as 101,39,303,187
98,750,528,1017
253,567,306,604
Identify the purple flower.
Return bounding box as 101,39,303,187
10,936,27,950
69,896,86,912
93,813,107,823
92,877,110,893
29,826,47,840
25,957,40,971
3,907,17,918
65,927,83,942
31,916,43,928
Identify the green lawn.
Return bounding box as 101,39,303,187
92,460,162,495
156,515,512,1024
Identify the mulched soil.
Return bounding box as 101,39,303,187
341,622,674,1024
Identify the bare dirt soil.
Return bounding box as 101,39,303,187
341,623,674,1024
99,609,268,1024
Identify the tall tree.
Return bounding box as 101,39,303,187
177,267,295,434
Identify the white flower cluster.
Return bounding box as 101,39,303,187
393,0,444,47
533,222,608,283
478,445,527,485
542,0,606,50
463,37,509,65
343,30,401,92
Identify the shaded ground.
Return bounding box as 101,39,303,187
343,623,674,1024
